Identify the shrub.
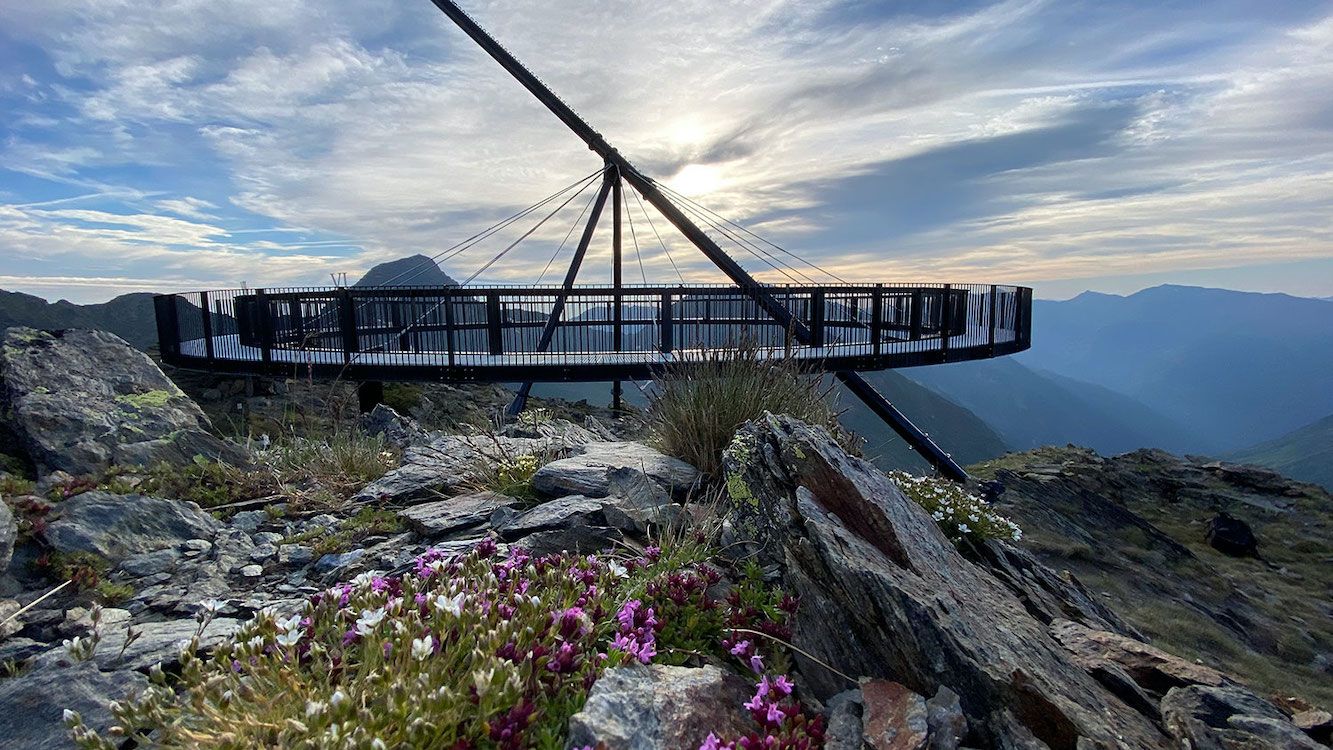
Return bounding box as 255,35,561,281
460,434,566,503
887,471,1021,544
646,340,856,476
263,431,399,499
39,551,111,590
381,382,426,415
136,457,277,509
68,540,800,749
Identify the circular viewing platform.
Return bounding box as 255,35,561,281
154,283,1031,383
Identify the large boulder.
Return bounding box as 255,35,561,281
721,414,1169,748
1204,512,1258,557
532,442,699,498
0,328,246,476
43,491,220,561
1049,618,1230,698
565,663,754,750
397,491,520,537
0,653,147,750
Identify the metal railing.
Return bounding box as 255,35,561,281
155,283,1031,382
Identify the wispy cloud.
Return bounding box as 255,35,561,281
0,0,1330,302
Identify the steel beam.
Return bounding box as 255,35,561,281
427,0,968,480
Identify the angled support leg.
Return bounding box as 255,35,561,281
506,168,615,417
835,371,968,481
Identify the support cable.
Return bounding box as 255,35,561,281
536,183,601,285
659,183,849,284
459,172,603,286
672,197,804,284
670,193,817,285
623,187,648,285
384,166,605,286
631,188,685,284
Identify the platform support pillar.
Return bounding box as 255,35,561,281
358,381,384,414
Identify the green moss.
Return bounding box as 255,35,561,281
725,472,757,507
115,389,177,410
95,580,135,604
283,507,404,556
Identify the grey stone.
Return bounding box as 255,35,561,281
93,616,242,672
303,514,340,531
44,491,220,561
496,494,605,539
0,653,147,750
1161,684,1308,749
399,491,521,537
532,441,699,498
861,679,928,750
360,403,431,449
182,538,213,554
925,686,969,750
0,327,247,477
352,434,560,505
252,531,284,546
514,526,621,557
229,510,268,533
601,467,681,534
0,500,14,575
278,544,315,566
0,598,21,640
314,548,366,577
0,636,46,663
238,564,263,577
566,663,754,750
721,414,1168,749
824,689,864,750
250,544,278,562
59,607,131,638
118,547,181,578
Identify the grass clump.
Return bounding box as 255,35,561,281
282,507,405,556
69,539,803,749
888,471,1022,544
262,431,399,501
646,341,855,476
459,433,566,504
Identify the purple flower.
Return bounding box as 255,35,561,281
772,675,794,696
729,639,752,656
749,653,765,674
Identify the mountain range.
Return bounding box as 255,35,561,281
0,263,1326,487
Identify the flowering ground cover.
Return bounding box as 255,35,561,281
887,471,1022,544
67,537,822,749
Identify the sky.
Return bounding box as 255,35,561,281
1,0,1331,304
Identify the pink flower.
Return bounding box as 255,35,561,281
749,653,765,674
729,639,752,656
772,675,794,696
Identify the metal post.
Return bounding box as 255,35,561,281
909,289,924,340
611,170,623,412
443,290,457,368
199,291,215,363
871,284,883,356
940,284,952,361
255,288,274,369
337,288,359,364
660,290,674,353
154,294,181,361
358,381,384,413
988,285,998,356
486,292,504,355
809,289,826,348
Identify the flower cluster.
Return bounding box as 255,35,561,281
699,674,826,750
68,534,803,750
610,599,657,664
888,471,1022,544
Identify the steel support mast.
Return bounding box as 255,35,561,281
426,0,968,480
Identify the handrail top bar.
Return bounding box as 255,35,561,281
157,282,1032,298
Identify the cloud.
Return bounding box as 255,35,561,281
0,0,1330,302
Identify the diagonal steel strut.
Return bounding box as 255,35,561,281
428,0,968,480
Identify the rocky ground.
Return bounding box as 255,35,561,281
0,325,1328,749
973,446,1333,708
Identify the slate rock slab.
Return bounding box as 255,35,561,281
353,434,556,505
721,413,1169,748
0,654,147,750
1161,684,1318,749
0,327,246,476
93,616,243,672
398,491,520,537
566,663,753,750
44,491,220,561
532,442,699,498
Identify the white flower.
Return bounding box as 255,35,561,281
330,689,348,707
371,740,387,750
957,523,971,534
351,572,378,589
355,608,387,635
278,614,303,633
276,629,303,648
305,700,326,718
247,636,266,651
432,592,465,617
62,709,80,725
411,636,433,661
607,560,628,578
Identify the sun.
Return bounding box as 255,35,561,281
669,163,724,197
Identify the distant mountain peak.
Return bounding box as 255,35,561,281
355,255,459,287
